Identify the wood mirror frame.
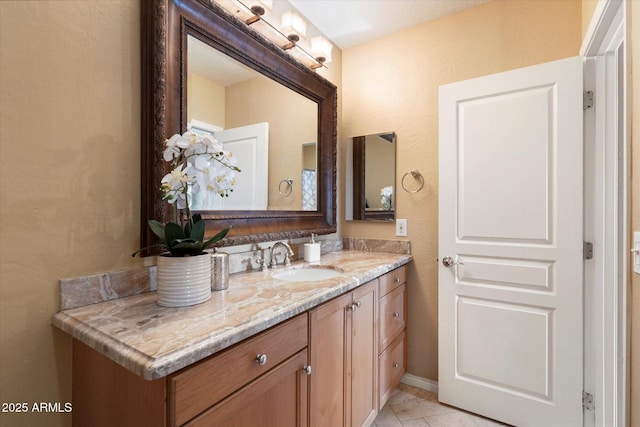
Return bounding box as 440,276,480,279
141,0,337,252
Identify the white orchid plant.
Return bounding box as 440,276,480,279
133,131,241,257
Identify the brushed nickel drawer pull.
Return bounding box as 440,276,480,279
255,354,268,366
393,362,400,369
393,312,400,318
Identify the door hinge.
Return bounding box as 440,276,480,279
583,90,593,110
584,242,594,260
583,391,595,411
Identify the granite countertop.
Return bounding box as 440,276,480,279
52,250,412,380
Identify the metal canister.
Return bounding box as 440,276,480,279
211,250,229,291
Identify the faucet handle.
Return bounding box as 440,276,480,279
266,246,274,268
256,256,267,271
284,253,292,266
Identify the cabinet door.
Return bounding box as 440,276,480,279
379,331,406,409
184,350,308,427
309,292,351,427
349,281,378,427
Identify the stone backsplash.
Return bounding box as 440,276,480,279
59,237,410,310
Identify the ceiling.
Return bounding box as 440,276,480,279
188,35,257,86
288,0,490,50
188,0,490,85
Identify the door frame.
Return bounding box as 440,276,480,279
408,2,631,425
581,1,629,426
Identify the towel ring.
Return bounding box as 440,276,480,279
401,170,424,193
279,178,293,197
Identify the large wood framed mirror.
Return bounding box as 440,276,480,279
141,0,337,252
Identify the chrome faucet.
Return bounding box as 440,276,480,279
269,241,294,268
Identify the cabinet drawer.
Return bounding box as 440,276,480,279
184,350,308,427
379,330,406,409
169,314,308,427
378,266,406,298
378,283,406,353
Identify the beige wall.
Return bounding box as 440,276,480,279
341,0,582,381
0,1,144,426
188,73,226,128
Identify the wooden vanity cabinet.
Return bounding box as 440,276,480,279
71,264,409,427
377,266,408,409
72,313,309,427
309,280,378,427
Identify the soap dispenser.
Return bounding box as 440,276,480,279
304,233,321,262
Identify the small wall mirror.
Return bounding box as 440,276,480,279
346,132,397,221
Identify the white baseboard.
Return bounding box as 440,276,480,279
400,373,439,393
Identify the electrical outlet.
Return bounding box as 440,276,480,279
396,219,408,237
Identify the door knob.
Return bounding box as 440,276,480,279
442,256,464,267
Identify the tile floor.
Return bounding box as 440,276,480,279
373,384,510,427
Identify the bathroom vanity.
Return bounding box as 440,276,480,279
53,250,410,427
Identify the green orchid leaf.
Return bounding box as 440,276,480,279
183,219,193,237
184,214,203,237
164,222,185,247
148,220,166,242
172,238,198,246
171,240,204,256
202,225,232,250
190,220,206,242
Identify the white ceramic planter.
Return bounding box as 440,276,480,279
156,254,212,307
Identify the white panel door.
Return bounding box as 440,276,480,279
438,57,583,427
205,122,268,210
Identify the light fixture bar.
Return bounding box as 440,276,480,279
217,0,329,70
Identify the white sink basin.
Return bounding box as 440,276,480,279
273,266,344,282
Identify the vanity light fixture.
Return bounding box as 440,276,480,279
310,36,333,67
217,0,331,71
280,11,307,49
